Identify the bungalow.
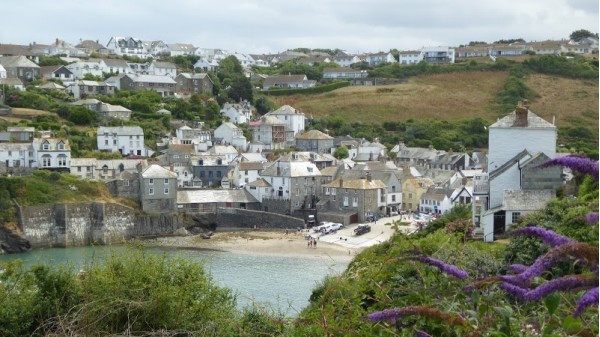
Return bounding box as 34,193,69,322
331,55,362,67
262,74,316,90
421,46,455,64
66,80,115,99
0,77,25,91
489,44,525,56
455,46,489,59
362,52,396,65
322,67,367,79
39,65,75,84
106,74,177,97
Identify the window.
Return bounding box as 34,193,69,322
42,142,49,150
325,187,330,195
57,155,67,167
105,140,109,145
149,178,154,185
392,195,396,202
42,155,51,167
149,188,154,195
124,180,129,186
77,167,82,172
353,196,358,207
343,196,348,206
511,212,521,224
7,151,11,156
164,188,169,194
216,171,221,178
164,179,169,184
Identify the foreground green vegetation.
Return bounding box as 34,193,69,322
1,159,597,336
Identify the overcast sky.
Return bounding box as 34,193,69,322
1,0,597,54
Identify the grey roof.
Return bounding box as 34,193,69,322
32,138,70,151
192,154,227,166
97,126,143,136
490,109,555,129
152,61,177,69
261,155,321,177
125,74,176,84
37,82,65,90
0,55,39,68
502,189,555,211
177,189,258,204
0,143,32,151
72,98,102,105
246,178,271,187
208,145,239,155
421,187,454,201
141,164,177,178
178,72,209,79
0,78,24,86
96,158,147,170
340,169,398,186
266,105,305,116
296,129,333,140
489,150,530,180
7,126,35,132
70,158,97,167
103,59,129,68
239,161,264,171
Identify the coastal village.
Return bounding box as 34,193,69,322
0,35,596,246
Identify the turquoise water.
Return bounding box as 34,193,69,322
0,245,348,316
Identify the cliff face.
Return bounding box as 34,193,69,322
18,202,195,248
0,226,31,254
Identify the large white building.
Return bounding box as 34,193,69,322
473,101,562,242
32,137,71,171
213,122,247,151
264,105,305,136
97,126,153,157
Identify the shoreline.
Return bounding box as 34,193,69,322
141,216,412,262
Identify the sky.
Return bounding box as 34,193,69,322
1,0,598,54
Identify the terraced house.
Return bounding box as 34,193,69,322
106,73,177,97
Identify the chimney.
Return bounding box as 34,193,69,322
366,172,372,182
339,177,343,188
276,164,281,176
513,100,529,127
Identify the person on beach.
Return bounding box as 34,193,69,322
313,239,317,248
308,239,312,248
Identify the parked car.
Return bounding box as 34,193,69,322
354,224,371,236
328,223,344,233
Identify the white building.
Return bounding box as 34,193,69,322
472,101,561,242
97,126,153,157
214,122,247,151
421,46,456,64
232,161,264,188
0,143,33,170
32,137,71,171
220,101,254,124
264,105,305,136
398,50,423,64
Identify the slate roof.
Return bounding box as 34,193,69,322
489,150,530,180
97,126,143,136
246,178,271,187
267,105,304,115
141,164,177,179
502,189,555,211
37,82,65,90
261,157,321,177
0,55,39,68
490,109,555,129
325,178,386,190
296,129,333,140
177,189,258,204
239,162,264,171
125,74,176,84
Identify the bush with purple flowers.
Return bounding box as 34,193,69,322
290,157,598,336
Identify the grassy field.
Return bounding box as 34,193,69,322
272,71,599,130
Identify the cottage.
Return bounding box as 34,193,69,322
295,130,334,153
139,164,178,213
32,137,71,171
97,126,153,157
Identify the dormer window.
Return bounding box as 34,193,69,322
58,142,65,150
42,141,50,151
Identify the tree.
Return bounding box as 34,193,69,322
68,106,97,125
82,73,102,81
333,146,349,159
228,75,253,102
569,29,597,41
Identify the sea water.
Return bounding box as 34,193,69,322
0,245,349,316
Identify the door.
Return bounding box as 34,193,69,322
493,211,506,235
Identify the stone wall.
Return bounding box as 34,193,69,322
216,208,305,230
19,202,194,247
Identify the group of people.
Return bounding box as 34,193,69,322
307,237,318,248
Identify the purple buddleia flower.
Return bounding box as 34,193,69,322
511,227,572,247
586,212,599,225
526,276,597,301
415,256,469,279
501,276,597,302
414,330,433,337
365,307,415,323
500,282,529,298
573,287,599,317
506,264,528,273
506,243,591,284
536,155,599,181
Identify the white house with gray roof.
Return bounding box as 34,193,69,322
264,105,305,136
32,137,71,171
214,122,247,151
0,143,34,172
97,126,153,157
472,101,562,242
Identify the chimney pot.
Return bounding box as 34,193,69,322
339,177,343,187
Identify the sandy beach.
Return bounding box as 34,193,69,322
143,214,418,263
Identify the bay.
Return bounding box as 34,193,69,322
0,245,349,317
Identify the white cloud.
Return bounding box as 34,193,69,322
0,0,597,53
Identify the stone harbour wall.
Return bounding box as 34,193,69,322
216,208,305,230
19,202,193,248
